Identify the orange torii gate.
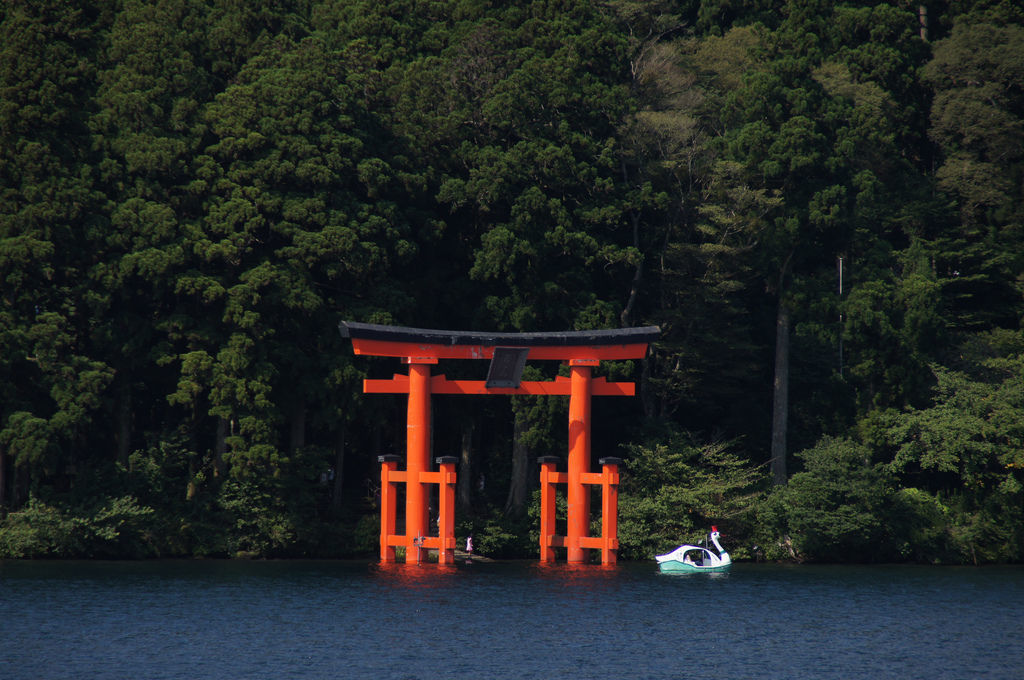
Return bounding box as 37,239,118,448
339,321,658,565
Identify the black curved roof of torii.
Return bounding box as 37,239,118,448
339,321,660,347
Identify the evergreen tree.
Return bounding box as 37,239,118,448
88,0,215,466
0,0,110,508
433,1,640,332
190,32,413,483
921,7,1024,332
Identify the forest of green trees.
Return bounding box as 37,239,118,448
1,0,1022,563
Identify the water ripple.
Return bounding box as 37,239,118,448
2,561,1022,679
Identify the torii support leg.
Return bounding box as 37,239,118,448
538,456,562,562
435,456,457,564
378,454,401,563
406,361,433,563
567,361,594,563
599,457,621,565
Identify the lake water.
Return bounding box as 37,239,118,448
2,559,1022,679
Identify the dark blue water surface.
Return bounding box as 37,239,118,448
2,559,1022,679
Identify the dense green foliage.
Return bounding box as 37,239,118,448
2,0,1022,563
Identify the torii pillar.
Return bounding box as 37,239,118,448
340,321,658,565
405,359,432,558
567,360,593,562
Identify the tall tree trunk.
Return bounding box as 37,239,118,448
620,210,643,328
331,426,345,512
771,300,790,486
504,408,530,516
116,378,131,467
640,354,656,421
457,420,475,511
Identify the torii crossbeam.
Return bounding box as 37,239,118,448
339,321,658,565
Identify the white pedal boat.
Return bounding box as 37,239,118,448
656,526,731,573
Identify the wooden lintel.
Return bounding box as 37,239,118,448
363,374,635,396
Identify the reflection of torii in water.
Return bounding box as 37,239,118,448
339,321,658,565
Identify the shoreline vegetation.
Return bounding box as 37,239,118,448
2,1,1022,564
